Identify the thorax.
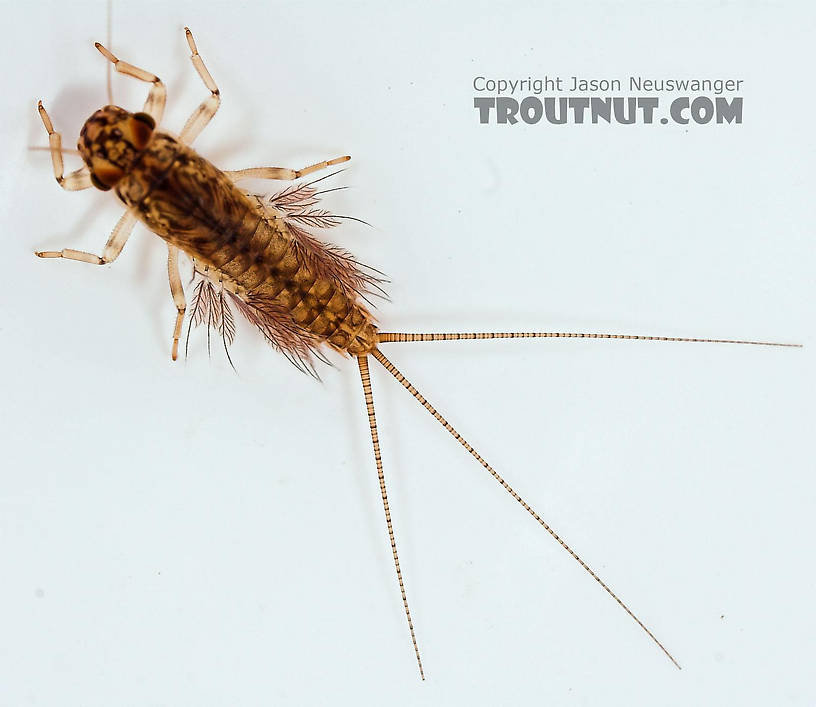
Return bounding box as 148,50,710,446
115,132,258,254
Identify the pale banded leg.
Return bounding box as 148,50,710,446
226,156,351,182
167,245,187,361
357,355,425,680
377,331,801,348
37,102,91,191
36,210,137,266
179,27,221,145
95,42,166,124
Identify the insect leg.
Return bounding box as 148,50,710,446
377,331,801,348
167,245,187,361
36,211,137,266
225,156,351,182
357,355,425,680
179,28,221,145
37,102,91,191
370,347,681,670
94,42,166,124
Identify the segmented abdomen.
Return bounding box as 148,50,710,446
115,132,377,356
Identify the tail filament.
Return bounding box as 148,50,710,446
378,331,800,347
370,347,681,670
357,355,425,679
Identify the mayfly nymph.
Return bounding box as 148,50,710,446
35,29,799,679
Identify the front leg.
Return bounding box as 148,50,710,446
94,42,166,124
36,211,136,265
179,28,221,145
226,155,351,182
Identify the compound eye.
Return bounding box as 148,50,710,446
90,172,112,191
132,112,156,130
129,112,156,149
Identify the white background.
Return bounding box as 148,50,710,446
1,1,813,705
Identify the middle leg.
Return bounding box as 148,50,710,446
226,155,351,182
36,211,137,265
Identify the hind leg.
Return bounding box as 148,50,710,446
167,245,187,361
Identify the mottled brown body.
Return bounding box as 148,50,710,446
113,130,377,355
